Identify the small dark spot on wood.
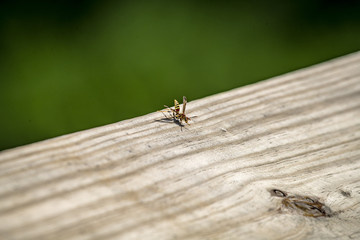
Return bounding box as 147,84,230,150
269,189,287,198
340,190,351,197
220,128,227,132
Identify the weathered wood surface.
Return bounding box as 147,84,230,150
1,52,360,240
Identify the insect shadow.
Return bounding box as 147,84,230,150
154,117,187,131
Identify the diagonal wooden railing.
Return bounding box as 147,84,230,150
1,51,360,239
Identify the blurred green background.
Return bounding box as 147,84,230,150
0,0,359,151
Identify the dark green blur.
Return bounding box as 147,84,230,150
0,1,359,151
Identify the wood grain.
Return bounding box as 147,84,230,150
1,52,360,240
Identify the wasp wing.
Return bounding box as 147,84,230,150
182,96,187,114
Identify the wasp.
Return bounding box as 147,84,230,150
159,96,191,126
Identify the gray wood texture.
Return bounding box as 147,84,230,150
1,52,360,240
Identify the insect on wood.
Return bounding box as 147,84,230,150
159,96,192,126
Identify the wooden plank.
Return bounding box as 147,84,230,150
1,52,360,240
